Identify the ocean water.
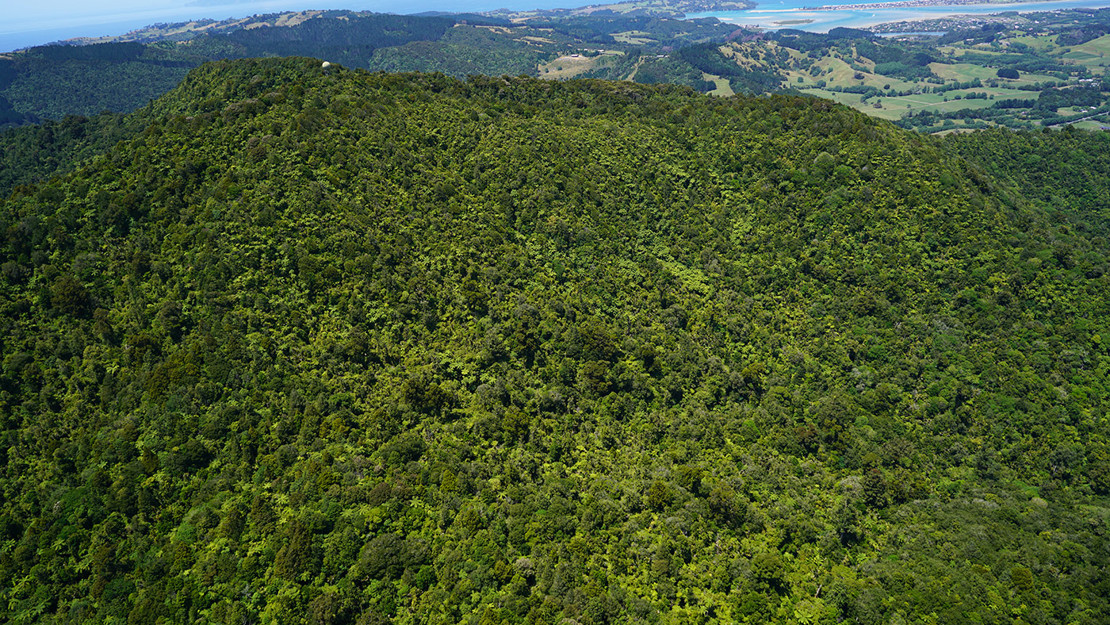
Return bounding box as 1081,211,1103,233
0,0,571,53
688,0,1110,32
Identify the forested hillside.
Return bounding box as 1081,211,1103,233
1,58,1109,624
0,112,149,197
945,127,1110,232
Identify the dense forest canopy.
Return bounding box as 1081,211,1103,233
1,58,1109,624
944,126,1110,233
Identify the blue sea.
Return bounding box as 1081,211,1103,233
688,0,1110,32
0,0,571,53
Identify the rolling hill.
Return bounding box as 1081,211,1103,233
1,57,1108,624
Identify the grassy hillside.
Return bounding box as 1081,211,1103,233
1,58,1109,624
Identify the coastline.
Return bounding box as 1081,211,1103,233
688,0,1110,32
804,0,1051,11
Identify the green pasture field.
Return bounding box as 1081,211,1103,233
971,86,1036,100
929,62,1057,86
1005,35,1057,52
798,57,919,91
704,72,735,96
539,51,622,79
793,56,1053,97
1072,117,1110,130
789,69,916,93
612,30,656,44
932,125,980,135
941,45,1010,58
798,88,872,108
873,91,997,117
810,57,862,83
1062,34,1110,68
800,87,1004,121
